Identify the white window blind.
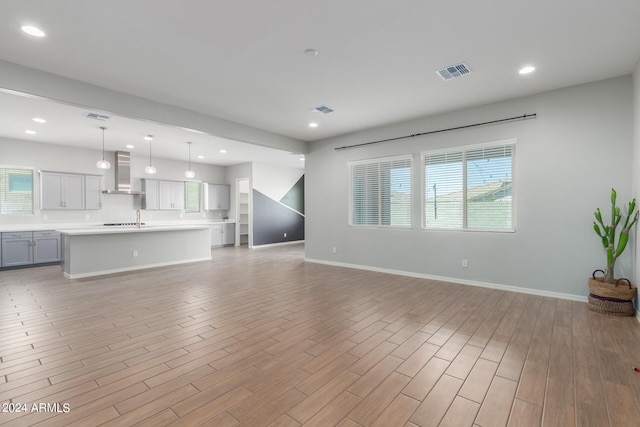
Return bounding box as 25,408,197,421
184,181,201,213
423,142,514,231
0,168,34,215
350,155,412,227
424,151,463,229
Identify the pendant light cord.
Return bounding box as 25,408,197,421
100,126,106,160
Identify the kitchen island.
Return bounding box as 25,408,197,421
58,225,211,279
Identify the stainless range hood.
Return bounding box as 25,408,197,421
103,151,144,195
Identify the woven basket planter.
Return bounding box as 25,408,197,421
588,294,635,316
588,270,636,316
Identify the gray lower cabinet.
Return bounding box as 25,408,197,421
33,231,62,263
1,231,61,267
1,232,33,267
222,223,235,246
211,224,223,247
211,223,235,247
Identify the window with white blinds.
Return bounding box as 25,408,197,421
0,167,34,215
423,141,515,231
184,181,201,213
349,155,412,227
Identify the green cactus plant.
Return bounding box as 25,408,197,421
593,188,639,284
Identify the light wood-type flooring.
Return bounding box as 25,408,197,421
1,243,640,426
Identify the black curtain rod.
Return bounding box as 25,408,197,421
334,113,537,151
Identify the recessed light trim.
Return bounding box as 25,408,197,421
21,25,46,37
304,48,318,57
25,129,36,135
32,117,46,123
519,65,536,75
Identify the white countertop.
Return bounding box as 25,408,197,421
0,220,234,233
58,224,211,236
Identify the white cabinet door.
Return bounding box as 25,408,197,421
40,172,85,209
142,179,159,209
210,224,223,247
159,181,173,209
207,184,230,210
171,182,185,210
85,176,102,210
222,223,235,246
63,174,85,209
41,172,64,209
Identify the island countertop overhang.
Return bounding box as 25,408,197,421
57,224,210,236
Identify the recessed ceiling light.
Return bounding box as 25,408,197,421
126,144,135,149
144,135,153,141
309,122,318,128
32,117,46,123
25,130,37,135
21,25,46,37
519,65,536,75
304,48,318,57
197,155,204,159
219,149,227,154
300,156,305,161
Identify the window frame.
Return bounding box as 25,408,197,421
421,139,516,233
348,153,413,228
0,166,35,216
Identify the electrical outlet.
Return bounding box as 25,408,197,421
132,250,138,257
284,232,287,237
332,247,337,254
461,259,468,268
42,214,47,221
85,214,90,220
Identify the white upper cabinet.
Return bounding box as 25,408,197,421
204,183,230,210
84,175,102,210
159,180,184,210
143,179,184,210
142,179,159,210
40,172,85,210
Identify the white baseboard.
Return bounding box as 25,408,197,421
252,240,305,249
63,256,212,279
304,257,588,303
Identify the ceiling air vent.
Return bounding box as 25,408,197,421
310,105,334,114
85,112,110,121
436,63,471,81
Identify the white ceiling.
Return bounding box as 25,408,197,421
1,1,640,166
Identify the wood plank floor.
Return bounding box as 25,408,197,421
1,243,640,426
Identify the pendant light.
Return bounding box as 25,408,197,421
96,126,111,170
144,135,157,174
185,141,195,178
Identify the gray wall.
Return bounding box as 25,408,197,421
305,76,633,299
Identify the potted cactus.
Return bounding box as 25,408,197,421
590,188,638,315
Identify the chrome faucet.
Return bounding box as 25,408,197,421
135,209,141,229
